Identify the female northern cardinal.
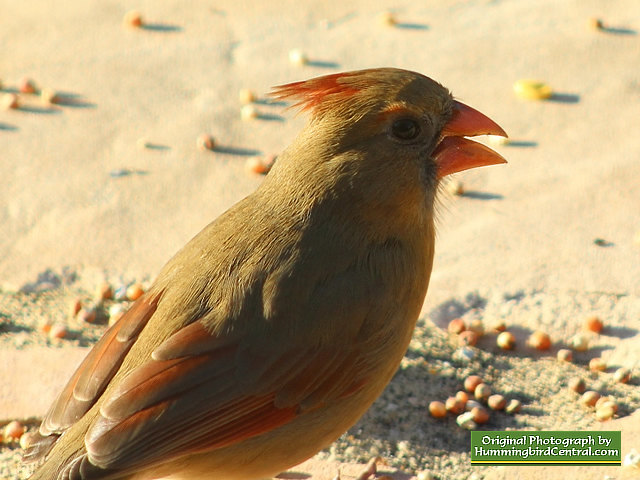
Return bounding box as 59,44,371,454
25,68,506,480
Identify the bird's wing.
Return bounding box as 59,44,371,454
83,319,371,472
23,291,164,463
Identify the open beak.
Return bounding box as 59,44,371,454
433,100,508,179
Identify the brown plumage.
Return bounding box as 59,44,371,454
25,67,506,480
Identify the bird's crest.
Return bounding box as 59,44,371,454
270,72,364,115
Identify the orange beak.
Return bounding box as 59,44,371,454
433,100,508,179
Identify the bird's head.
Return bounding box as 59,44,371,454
269,68,507,232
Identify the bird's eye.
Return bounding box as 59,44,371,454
391,118,421,141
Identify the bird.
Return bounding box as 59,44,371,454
24,67,507,480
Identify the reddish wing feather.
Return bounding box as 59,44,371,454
84,321,370,471
24,292,162,464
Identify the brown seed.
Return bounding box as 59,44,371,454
585,316,603,333
568,333,589,351
568,377,586,393
471,406,490,424
3,421,25,440
455,391,469,405
557,348,573,362
474,383,491,401
69,298,82,317
445,396,465,415
468,319,484,336
497,331,516,350
19,431,35,450
613,367,631,384
96,282,113,301
238,88,256,105
491,319,507,332
39,319,52,334
123,10,143,28
428,401,447,418
245,155,275,175
595,396,617,412
464,375,483,393
528,330,551,350
581,390,600,407
458,330,478,347
78,307,97,324
49,323,68,339
487,394,507,411
1,93,19,110
19,77,37,94
196,133,215,151
377,11,397,27
127,283,144,301
589,357,607,372
588,17,604,31
40,87,59,105
447,318,466,334
505,399,522,414
595,405,615,421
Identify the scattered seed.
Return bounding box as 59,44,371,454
593,237,611,247
40,87,59,105
497,331,516,350
238,88,256,104
456,412,477,430
595,396,617,412
19,431,35,450
38,319,52,334
568,333,589,351
474,383,491,401
68,298,82,318
471,406,490,424
465,399,483,411
96,282,113,302
458,330,478,347
126,283,144,301
513,79,553,100
447,318,466,334
455,391,469,405
487,135,510,146
491,319,507,332
114,284,128,301
588,17,604,31
245,155,275,175
196,133,215,151
584,316,604,333
464,375,483,393
505,399,522,414
19,77,37,94
589,357,607,372
487,394,507,411
377,11,397,27
623,449,640,468
595,405,615,421
3,421,25,441
123,10,144,28
288,49,308,66
445,396,465,415
557,348,573,362
568,377,586,393
49,323,68,339
468,319,484,336
428,401,447,418
1,93,19,110
446,180,464,196
241,104,258,121
416,471,434,480
613,367,631,383
528,330,552,350
78,307,97,324
581,390,600,407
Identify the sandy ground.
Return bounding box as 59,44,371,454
1,0,639,479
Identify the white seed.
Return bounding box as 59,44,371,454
288,49,308,66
